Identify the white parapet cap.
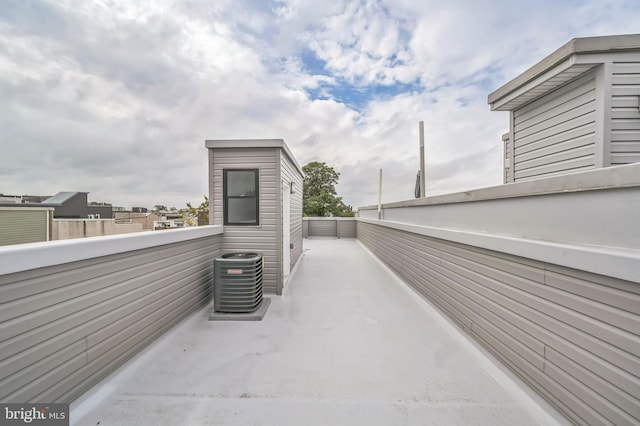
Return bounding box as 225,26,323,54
0,225,223,275
357,218,640,284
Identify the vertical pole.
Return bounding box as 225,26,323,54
419,121,426,198
378,168,383,220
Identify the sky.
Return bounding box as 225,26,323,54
1,0,639,210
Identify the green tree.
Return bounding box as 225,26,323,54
186,196,209,226
302,162,354,217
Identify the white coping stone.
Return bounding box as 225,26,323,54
357,218,640,284
0,225,223,275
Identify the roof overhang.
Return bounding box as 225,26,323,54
205,139,304,177
488,34,640,111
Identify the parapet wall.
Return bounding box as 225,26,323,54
0,226,223,403
303,217,357,239
357,164,640,425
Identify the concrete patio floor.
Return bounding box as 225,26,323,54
71,239,568,425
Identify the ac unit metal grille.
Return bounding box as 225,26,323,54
214,252,263,313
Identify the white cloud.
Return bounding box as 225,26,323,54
0,0,638,210
305,0,417,86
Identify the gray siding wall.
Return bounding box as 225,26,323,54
210,148,279,293
610,61,640,165
280,152,304,271
308,219,337,237
337,219,357,238
303,218,357,238
513,71,596,181
0,233,221,403
357,221,639,426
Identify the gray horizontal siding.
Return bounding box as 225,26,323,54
337,219,356,238
308,219,337,237
357,221,639,426
610,62,640,165
304,218,357,238
513,72,596,181
0,234,221,403
211,148,279,293
281,153,304,271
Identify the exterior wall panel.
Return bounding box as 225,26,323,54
513,72,597,181
210,148,279,293
308,219,337,237
337,219,357,238
0,231,222,403
280,153,304,272
304,218,357,238
610,61,640,165
357,221,639,426
309,220,338,237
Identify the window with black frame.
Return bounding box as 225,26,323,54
223,169,259,225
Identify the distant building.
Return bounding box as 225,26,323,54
0,194,22,204
0,194,51,204
40,192,113,218
22,195,51,203
153,219,185,230
0,192,140,245
52,218,143,240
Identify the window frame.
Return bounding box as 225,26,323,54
223,168,260,226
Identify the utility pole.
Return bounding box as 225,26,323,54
378,168,383,220
419,121,426,198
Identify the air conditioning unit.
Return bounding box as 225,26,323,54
213,252,263,313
